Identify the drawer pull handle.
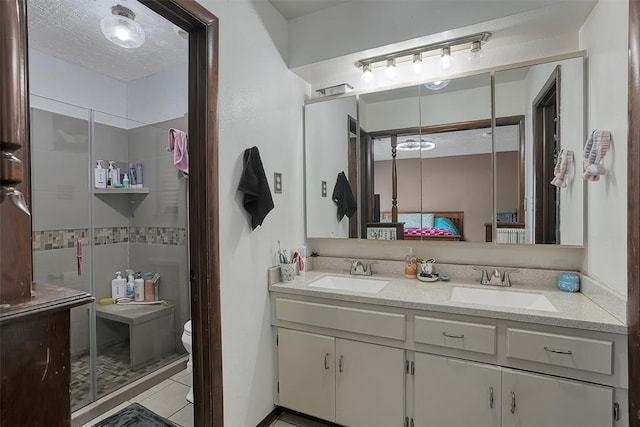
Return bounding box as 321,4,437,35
544,346,573,355
324,353,329,370
442,332,464,339
510,392,516,414
489,386,494,408
339,355,344,372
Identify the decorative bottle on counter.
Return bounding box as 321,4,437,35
405,247,417,278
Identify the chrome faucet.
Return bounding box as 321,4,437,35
345,259,378,276
472,266,520,287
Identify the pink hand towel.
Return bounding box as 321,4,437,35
168,128,189,177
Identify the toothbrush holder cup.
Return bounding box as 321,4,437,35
280,263,296,283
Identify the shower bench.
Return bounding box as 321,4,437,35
96,303,175,371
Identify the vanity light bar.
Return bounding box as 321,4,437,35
354,31,491,70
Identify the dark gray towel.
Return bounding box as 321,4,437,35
332,171,357,221
238,146,274,229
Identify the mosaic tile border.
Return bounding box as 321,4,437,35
94,227,129,246
33,227,186,251
32,228,88,252
129,226,186,246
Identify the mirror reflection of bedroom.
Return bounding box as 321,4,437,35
305,55,584,246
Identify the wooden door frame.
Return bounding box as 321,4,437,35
532,66,560,244
2,0,223,425
628,1,640,425
136,2,222,425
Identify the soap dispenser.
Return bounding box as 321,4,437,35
94,160,107,189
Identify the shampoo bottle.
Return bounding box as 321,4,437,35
107,161,116,188
126,269,135,298
111,271,127,299
134,272,145,302
94,160,107,189
405,247,417,278
135,163,143,188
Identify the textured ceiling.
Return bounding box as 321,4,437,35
27,0,187,82
269,0,350,20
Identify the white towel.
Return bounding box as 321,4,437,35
582,130,610,181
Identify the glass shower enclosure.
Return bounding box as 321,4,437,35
30,95,190,410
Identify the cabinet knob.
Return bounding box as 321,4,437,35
510,392,516,414
324,353,329,370
339,355,344,372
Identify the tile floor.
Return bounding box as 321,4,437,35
81,369,194,427
71,343,185,411
81,369,329,427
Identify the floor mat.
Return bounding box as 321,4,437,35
92,402,177,427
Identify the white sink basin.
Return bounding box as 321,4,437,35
450,287,557,312
308,275,389,294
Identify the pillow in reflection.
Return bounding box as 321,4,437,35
434,217,460,235
422,213,435,228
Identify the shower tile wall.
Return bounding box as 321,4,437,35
128,116,190,346
31,108,188,358
31,108,92,358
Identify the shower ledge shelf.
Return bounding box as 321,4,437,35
94,187,150,194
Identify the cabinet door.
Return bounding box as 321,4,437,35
501,368,613,427
414,353,501,427
336,339,405,427
278,328,335,422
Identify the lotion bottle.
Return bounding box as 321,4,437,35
123,173,129,188
111,271,126,299
134,272,145,302
94,160,107,189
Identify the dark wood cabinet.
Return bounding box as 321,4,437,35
0,284,93,426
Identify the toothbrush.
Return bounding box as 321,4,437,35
277,240,286,263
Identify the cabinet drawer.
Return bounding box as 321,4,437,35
506,328,613,375
276,298,405,340
414,316,496,355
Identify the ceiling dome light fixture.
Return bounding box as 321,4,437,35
440,46,452,71
468,40,484,64
424,80,451,91
412,53,423,74
397,138,436,151
385,58,397,80
101,5,145,49
361,63,374,83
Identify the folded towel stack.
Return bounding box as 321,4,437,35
551,149,574,188
582,130,611,181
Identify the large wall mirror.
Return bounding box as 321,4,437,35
495,57,584,246
304,55,585,246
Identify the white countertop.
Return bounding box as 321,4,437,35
269,271,626,334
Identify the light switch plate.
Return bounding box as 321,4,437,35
274,172,282,194
321,181,327,197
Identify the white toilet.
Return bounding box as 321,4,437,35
181,320,194,403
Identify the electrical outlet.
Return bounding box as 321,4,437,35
322,181,327,197
274,172,282,194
